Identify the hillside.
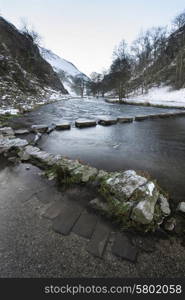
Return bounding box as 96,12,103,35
0,17,67,110
40,48,89,95
125,24,185,106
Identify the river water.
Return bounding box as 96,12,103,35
11,97,185,203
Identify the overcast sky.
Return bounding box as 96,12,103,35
1,0,185,75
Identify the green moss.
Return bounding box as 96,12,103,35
0,113,20,127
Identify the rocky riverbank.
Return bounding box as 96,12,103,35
1,125,185,234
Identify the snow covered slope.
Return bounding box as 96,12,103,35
40,48,89,95
127,86,185,108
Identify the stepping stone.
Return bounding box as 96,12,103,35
52,202,83,235
87,222,110,257
41,201,66,219
135,115,149,121
72,210,98,238
117,117,133,123
112,232,138,262
47,124,56,133
75,119,97,128
55,122,71,130
31,125,48,133
98,117,117,126
14,129,29,135
148,114,161,119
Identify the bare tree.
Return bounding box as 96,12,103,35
72,76,86,97
172,10,185,30
19,18,42,46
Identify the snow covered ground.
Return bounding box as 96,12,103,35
127,86,185,108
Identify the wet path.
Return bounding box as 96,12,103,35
0,162,185,277
10,98,185,203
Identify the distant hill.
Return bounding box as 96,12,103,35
40,48,89,95
0,16,67,109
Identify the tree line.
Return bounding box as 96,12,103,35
85,9,185,100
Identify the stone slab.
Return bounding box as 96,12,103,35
52,202,83,235
98,117,117,126
87,222,110,257
14,129,29,135
55,123,71,130
112,233,138,262
75,119,97,128
41,201,67,219
117,117,134,123
72,210,98,238
135,115,150,121
31,125,48,133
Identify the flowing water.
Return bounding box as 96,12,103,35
11,97,185,203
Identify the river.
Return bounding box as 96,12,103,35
11,97,185,203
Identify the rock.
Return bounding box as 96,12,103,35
158,194,171,216
7,156,18,163
0,137,28,153
96,169,109,181
0,127,14,137
55,122,71,130
164,218,176,231
103,170,147,201
131,182,159,224
14,129,29,135
117,117,133,123
98,117,117,126
70,165,98,183
31,125,48,133
177,202,185,213
33,133,42,145
89,198,110,214
75,119,96,128
19,145,61,167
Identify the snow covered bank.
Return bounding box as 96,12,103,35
127,86,185,108
107,86,185,108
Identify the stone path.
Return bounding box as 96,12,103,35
12,111,185,137
1,161,185,277
41,181,138,260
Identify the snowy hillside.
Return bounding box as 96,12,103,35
40,47,89,95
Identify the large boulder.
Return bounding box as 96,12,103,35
102,170,147,201
99,170,170,231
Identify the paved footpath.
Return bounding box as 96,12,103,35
0,161,185,277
